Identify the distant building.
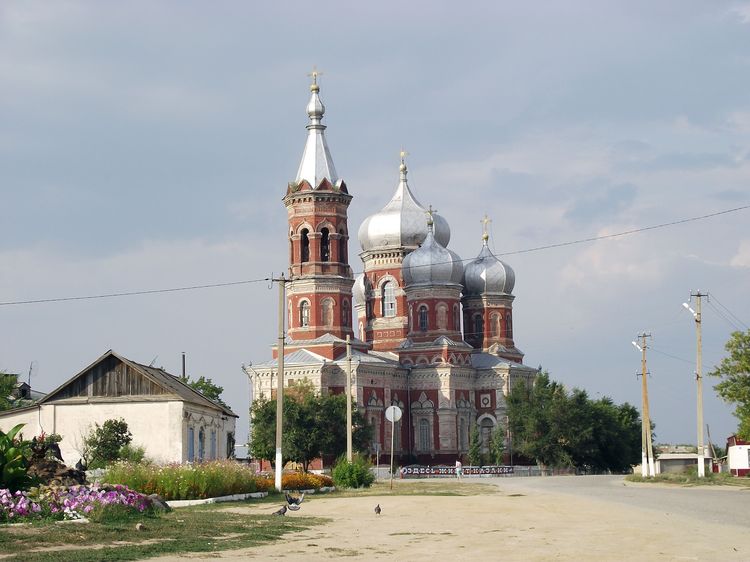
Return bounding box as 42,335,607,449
0,350,237,465
727,435,749,477
248,77,538,466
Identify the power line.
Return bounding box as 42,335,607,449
1,203,748,308
708,293,748,330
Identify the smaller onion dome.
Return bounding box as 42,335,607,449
353,273,367,306
403,216,463,287
462,232,515,295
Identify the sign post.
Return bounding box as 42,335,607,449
385,405,402,490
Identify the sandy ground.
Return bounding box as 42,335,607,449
155,479,750,561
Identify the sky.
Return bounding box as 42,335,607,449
1,1,749,449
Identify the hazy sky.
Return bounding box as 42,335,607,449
2,1,749,448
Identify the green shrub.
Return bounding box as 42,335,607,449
119,444,147,464
0,424,32,492
84,418,133,468
105,460,270,500
332,455,374,489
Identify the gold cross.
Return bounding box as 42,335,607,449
400,148,409,165
307,66,323,85
426,204,438,224
481,214,491,240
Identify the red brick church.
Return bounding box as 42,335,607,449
249,75,537,465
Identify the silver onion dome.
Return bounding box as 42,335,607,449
358,158,450,252
463,237,515,295
403,218,463,287
353,273,367,306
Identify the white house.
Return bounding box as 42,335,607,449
0,350,237,465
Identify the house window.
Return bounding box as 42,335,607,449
322,298,334,327
300,229,310,262
382,282,396,317
210,430,217,459
419,305,429,332
198,428,205,461
419,418,431,451
300,301,310,327
321,228,330,261
187,427,195,462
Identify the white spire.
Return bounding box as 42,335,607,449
295,70,339,188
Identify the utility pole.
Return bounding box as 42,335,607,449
684,292,706,478
275,273,286,492
346,335,353,462
632,334,655,477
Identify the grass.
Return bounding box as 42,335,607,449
0,503,319,562
626,471,750,487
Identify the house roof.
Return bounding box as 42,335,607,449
39,350,237,418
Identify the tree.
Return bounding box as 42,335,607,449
490,423,506,465
0,373,16,411
187,376,229,409
468,425,481,466
709,329,750,440
83,418,132,468
249,382,371,471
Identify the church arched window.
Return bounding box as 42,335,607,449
474,313,484,339
505,312,513,339
436,303,448,330
453,304,460,331
419,418,431,451
338,229,347,263
419,305,429,332
300,301,310,327
382,282,396,317
322,298,334,327
490,313,501,338
342,299,350,326
300,229,310,263
320,228,330,262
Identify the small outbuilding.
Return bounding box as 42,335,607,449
727,435,750,477
0,350,237,465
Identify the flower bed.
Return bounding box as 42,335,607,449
0,484,151,523
105,460,272,501
279,472,333,490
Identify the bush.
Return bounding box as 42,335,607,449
119,444,147,464
105,460,270,500
84,419,133,469
332,455,374,489
281,472,333,490
0,424,32,492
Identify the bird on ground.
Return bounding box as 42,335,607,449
374,504,381,515
273,505,287,516
285,491,305,511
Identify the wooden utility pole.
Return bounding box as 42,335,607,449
691,292,706,478
346,335,353,462
634,333,655,477
275,274,286,492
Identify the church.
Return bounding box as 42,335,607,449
249,75,537,465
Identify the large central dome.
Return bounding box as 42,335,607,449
358,159,450,253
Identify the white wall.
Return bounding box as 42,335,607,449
728,445,750,471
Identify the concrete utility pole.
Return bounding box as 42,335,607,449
633,334,655,477
684,292,706,478
275,274,286,492
346,335,353,462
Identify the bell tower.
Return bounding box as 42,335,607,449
283,72,354,342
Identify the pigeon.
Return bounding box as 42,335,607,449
374,504,381,515
273,505,287,516
285,492,305,511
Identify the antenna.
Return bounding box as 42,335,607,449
149,355,159,367
28,361,38,387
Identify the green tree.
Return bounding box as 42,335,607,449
187,376,229,409
468,425,482,466
84,418,133,468
0,373,16,411
709,329,750,440
249,383,371,471
490,423,506,465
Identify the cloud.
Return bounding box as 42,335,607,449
729,3,750,24
730,240,750,267
564,182,637,223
